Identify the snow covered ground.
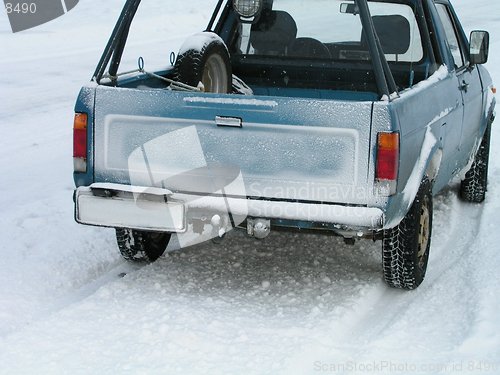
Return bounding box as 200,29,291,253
0,1,499,374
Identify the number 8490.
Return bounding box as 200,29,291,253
5,2,37,14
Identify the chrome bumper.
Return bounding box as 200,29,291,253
75,184,186,232
75,184,385,232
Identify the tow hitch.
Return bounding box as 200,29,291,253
247,218,271,239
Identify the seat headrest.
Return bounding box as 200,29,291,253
250,10,297,55
371,15,411,55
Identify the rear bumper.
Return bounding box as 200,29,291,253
75,184,385,232
75,184,186,232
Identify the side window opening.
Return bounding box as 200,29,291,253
435,4,465,69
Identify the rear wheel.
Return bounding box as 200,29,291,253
382,178,433,290
116,228,171,263
460,123,491,203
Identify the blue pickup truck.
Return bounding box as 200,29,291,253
73,0,495,289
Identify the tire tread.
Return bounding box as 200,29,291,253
382,178,432,290
460,124,491,203
116,228,170,263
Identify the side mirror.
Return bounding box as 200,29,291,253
470,30,489,65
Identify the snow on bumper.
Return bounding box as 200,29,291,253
75,184,385,231
75,184,186,232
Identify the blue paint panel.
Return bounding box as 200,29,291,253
73,85,96,187
91,86,375,206
251,87,379,101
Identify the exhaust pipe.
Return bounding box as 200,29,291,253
247,218,271,239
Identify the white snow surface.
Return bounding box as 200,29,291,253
0,1,499,374
178,31,227,56
184,96,278,107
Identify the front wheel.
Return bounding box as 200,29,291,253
460,123,492,203
116,228,171,263
382,178,433,290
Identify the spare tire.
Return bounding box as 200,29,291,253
174,32,232,93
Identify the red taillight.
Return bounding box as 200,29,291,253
73,113,87,172
376,132,399,181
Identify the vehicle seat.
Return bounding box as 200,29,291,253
361,15,411,56
289,38,332,59
250,10,297,56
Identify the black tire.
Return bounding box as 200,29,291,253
382,178,433,290
116,228,171,263
174,32,231,93
460,123,492,203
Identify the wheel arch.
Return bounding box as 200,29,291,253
384,130,440,229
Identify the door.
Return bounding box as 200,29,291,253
436,3,483,172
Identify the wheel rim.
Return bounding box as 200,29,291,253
417,196,431,268
202,54,228,93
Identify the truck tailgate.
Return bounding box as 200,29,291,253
93,87,374,205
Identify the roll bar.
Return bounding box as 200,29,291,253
93,0,399,99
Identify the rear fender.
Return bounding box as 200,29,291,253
74,84,97,187
384,127,440,229
427,148,443,188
